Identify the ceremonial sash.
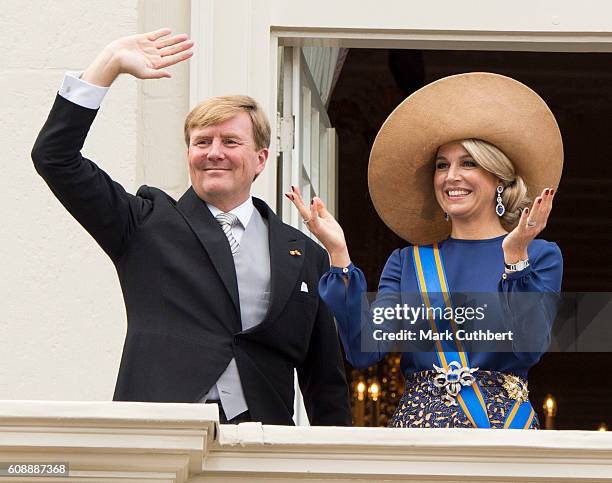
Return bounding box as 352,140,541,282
503,399,536,429
412,243,535,429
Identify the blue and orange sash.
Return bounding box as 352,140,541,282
412,243,535,429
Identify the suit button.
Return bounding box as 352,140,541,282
233,336,240,345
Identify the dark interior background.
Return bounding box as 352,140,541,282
327,48,612,430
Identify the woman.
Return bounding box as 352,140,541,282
286,73,563,429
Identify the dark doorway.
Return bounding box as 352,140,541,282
327,48,612,430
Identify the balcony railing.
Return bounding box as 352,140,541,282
1,401,612,482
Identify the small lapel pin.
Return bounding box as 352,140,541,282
290,249,302,256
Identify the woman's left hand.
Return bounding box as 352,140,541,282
502,187,555,263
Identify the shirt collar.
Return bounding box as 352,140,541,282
206,197,254,229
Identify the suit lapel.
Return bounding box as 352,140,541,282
176,188,241,324
252,198,305,332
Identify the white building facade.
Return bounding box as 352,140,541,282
3,1,612,479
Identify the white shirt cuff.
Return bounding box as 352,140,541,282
59,71,109,110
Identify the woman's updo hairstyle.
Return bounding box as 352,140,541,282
460,138,531,228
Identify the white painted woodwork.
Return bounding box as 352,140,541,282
2,401,612,482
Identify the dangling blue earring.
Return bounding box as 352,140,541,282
444,212,449,221
495,185,505,217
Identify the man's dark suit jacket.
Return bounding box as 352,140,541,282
31,94,351,426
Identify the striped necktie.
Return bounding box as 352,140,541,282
215,212,240,255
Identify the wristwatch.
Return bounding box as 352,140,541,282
504,258,530,272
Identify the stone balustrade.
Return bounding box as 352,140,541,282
1,401,612,482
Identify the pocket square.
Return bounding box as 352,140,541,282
300,281,309,293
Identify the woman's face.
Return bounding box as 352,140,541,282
433,142,500,222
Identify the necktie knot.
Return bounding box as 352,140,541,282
216,212,239,228
216,212,240,255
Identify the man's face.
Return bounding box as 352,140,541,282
187,112,268,210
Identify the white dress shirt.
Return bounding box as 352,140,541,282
206,197,254,245
59,71,108,109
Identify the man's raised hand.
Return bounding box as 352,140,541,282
82,28,194,87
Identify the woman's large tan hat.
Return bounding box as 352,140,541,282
368,72,563,245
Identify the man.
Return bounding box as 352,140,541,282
32,29,351,426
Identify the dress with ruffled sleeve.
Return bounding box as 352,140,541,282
319,234,562,428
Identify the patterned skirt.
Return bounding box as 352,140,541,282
389,369,540,429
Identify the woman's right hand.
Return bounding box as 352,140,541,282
284,186,351,267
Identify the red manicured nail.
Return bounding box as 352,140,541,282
524,208,529,214
284,193,294,201
538,198,542,204
291,185,296,192
310,199,314,205
545,189,550,195
550,189,555,195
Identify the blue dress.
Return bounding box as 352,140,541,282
319,235,563,380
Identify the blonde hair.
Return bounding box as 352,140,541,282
461,138,531,228
184,95,270,150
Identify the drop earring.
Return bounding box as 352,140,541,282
495,185,505,217
444,212,449,222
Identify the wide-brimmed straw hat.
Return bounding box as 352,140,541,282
368,72,563,245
